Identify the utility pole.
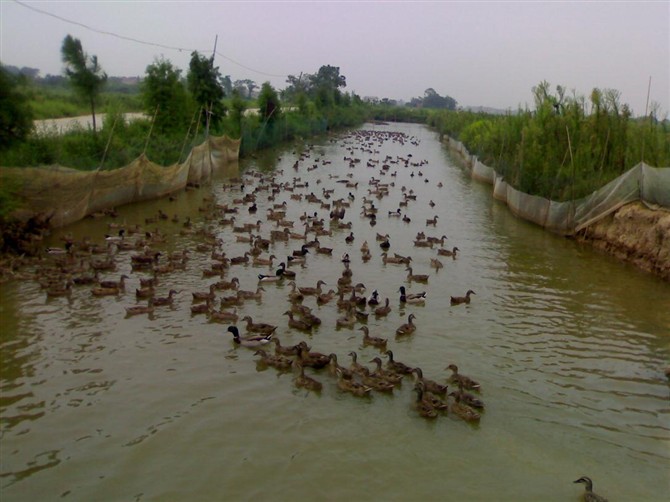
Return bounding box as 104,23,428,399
211,35,218,64
206,35,218,138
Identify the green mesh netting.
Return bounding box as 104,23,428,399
1,135,240,228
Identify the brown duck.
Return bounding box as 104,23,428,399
450,289,475,305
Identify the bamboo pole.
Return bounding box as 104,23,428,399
193,107,203,140
143,105,159,157
179,108,200,163
641,76,652,163
566,125,576,232
98,115,119,171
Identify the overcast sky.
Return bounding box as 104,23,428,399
1,0,668,116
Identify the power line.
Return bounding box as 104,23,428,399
214,50,288,79
13,0,289,79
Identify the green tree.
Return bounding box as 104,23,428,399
282,73,311,115
0,65,34,150
422,88,457,110
60,34,107,132
228,88,246,137
257,82,281,124
243,79,258,99
310,65,346,108
221,75,233,96
187,51,226,130
141,57,191,133
283,73,310,104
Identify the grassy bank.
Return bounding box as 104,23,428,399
0,104,371,171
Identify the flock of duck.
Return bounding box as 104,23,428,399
26,128,487,425
9,126,610,499
214,130,484,422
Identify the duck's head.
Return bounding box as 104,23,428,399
573,477,594,491
398,286,406,294
227,326,240,337
446,363,458,372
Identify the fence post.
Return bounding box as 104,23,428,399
143,105,159,157
98,115,119,171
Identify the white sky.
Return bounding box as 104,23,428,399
1,0,668,116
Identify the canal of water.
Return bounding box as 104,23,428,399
1,122,668,501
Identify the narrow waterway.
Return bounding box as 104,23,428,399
1,122,668,501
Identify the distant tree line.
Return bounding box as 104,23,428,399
408,88,457,110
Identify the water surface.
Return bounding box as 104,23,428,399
1,122,668,501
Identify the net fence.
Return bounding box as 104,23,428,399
445,137,670,235
1,135,240,228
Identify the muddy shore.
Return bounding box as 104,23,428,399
575,201,670,281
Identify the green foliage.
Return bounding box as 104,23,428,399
284,65,347,110
234,79,257,99
238,99,369,157
18,80,141,120
1,60,373,173
61,35,108,132
430,82,670,200
187,52,226,129
30,92,89,119
225,89,247,138
408,88,457,110
370,105,428,124
0,172,21,220
257,82,281,124
221,75,233,96
141,57,192,134
0,66,34,149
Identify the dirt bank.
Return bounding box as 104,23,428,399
575,202,670,281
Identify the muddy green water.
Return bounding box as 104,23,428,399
1,123,668,501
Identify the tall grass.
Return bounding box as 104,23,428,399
429,87,670,201
26,84,142,120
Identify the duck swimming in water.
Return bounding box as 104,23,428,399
227,325,273,348
398,286,426,305
573,477,608,502
395,313,417,337
445,364,481,391
450,289,475,305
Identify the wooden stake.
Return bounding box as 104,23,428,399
143,105,159,156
